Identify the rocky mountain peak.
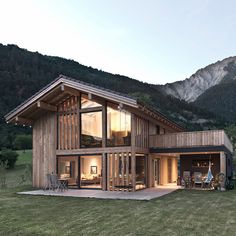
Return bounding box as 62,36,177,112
160,56,236,102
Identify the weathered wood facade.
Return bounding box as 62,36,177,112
5,75,234,191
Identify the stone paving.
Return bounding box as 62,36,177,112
18,186,182,201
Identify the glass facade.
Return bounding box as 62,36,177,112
107,103,131,146
81,111,102,148
80,155,102,189
57,156,78,188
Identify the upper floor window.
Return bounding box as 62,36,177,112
107,102,131,146
81,111,102,148
81,94,102,109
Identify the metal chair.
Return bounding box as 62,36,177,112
50,174,63,191
44,174,52,191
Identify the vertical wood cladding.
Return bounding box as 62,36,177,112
57,96,79,150
33,111,57,188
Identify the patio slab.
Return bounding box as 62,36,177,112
18,186,182,201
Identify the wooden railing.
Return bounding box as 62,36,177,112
149,130,233,153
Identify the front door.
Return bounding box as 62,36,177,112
154,159,160,186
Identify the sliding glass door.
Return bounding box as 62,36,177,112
80,155,102,189
57,156,79,188
57,155,102,189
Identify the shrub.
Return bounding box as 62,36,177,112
0,149,18,169
18,164,32,185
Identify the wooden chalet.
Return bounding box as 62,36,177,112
5,75,234,191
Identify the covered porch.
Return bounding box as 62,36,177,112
148,130,234,189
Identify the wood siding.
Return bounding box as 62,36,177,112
32,112,57,188
57,96,79,150
133,115,149,148
149,130,233,152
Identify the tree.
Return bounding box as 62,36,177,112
225,125,236,152
0,161,8,188
14,134,32,151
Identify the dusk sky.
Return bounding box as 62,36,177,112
1,0,236,84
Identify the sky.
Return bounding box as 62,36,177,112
1,0,236,84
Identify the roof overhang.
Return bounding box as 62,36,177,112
4,75,138,125
5,75,185,131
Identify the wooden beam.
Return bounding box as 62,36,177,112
15,116,33,125
88,93,92,100
102,153,107,191
37,101,57,112
64,86,80,97
61,84,65,91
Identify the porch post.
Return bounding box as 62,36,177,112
131,152,136,191
220,152,226,175
131,113,136,191
102,153,107,191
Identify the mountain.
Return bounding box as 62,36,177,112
193,79,236,123
160,56,236,102
0,43,226,149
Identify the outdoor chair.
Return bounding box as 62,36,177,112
50,174,64,191
182,171,192,188
44,174,52,191
193,172,203,188
213,173,225,191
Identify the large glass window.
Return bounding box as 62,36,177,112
107,103,131,146
81,94,101,109
57,156,78,188
80,155,102,189
81,111,102,148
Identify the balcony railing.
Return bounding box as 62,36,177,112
149,130,233,153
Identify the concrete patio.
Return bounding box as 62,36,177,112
18,186,182,201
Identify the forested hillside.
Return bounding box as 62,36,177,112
193,61,236,123
0,44,227,149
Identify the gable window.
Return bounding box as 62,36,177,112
107,102,131,146
81,94,101,109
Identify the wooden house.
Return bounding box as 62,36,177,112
5,75,234,191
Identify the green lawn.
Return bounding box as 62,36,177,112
4,150,32,187
0,151,236,236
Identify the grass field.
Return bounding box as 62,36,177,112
0,151,236,236
4,150,32,187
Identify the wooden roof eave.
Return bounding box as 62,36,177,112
137,104,185,132
5,76,139,124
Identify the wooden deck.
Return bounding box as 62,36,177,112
149,130,233,152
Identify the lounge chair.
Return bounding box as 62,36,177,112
194,172,203,188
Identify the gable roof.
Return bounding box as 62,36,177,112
5,74,184,131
